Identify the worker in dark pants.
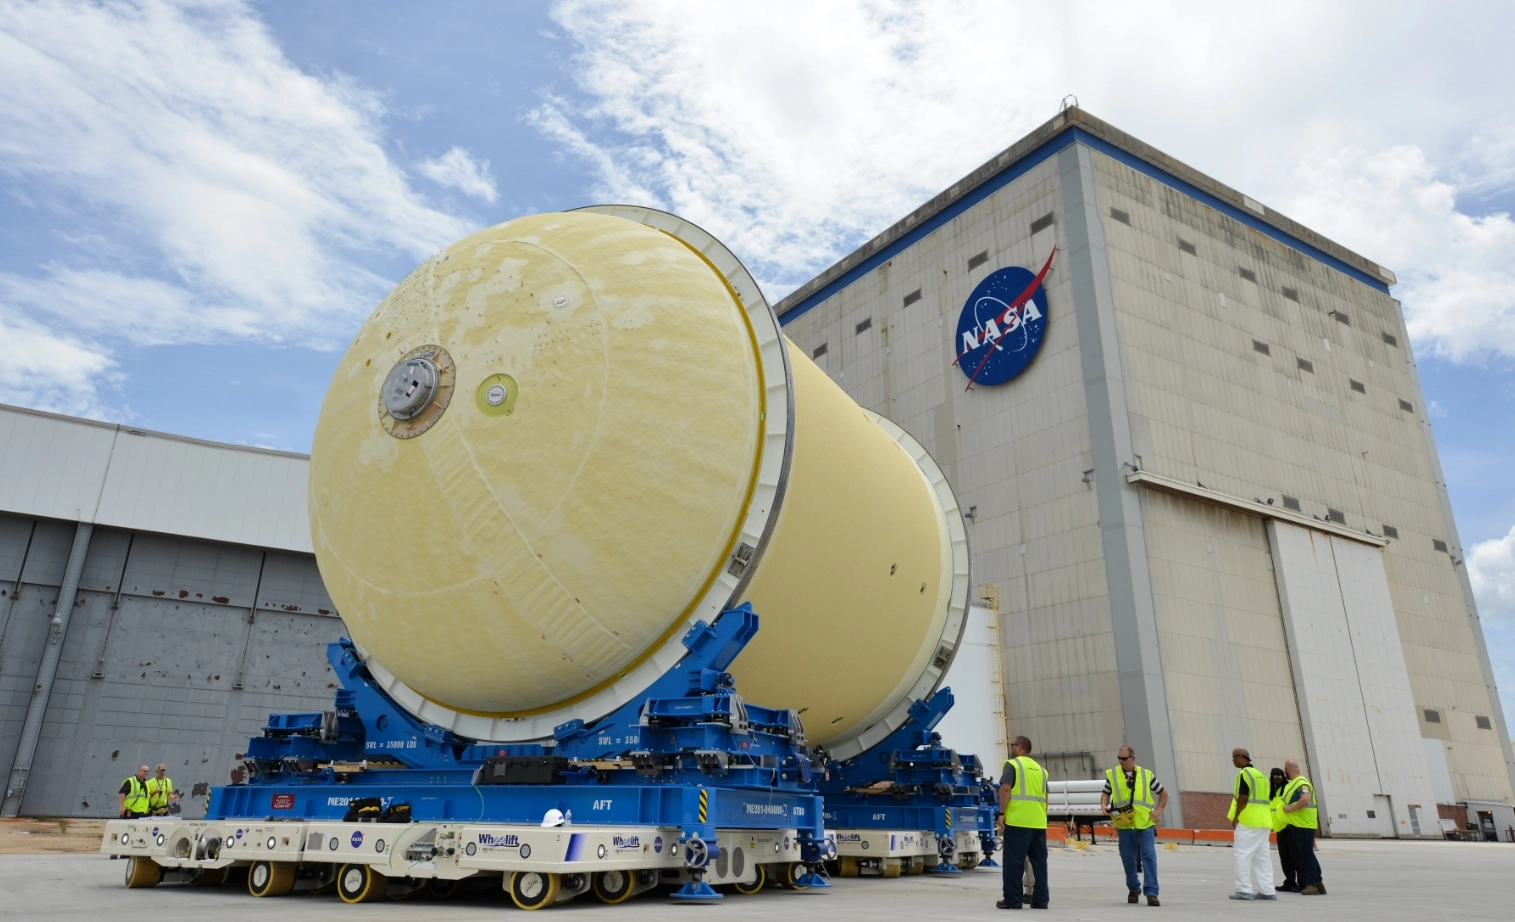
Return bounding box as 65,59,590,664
1282,760,1325,895
996,735,1048,910
117,765,150,819
1269,767,1298,891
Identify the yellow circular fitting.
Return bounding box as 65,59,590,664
474,373,519,417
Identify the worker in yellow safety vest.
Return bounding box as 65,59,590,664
146,764,177,816
118,765,150,818
1268,767,1295,890
1101,745,1169,906
1282,760,1325,895
1226,748,1277,900
995,735,1048,910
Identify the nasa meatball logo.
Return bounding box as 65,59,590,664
954,249,1055,388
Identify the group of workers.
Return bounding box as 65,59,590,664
116,764,179,819
995,741,1325,909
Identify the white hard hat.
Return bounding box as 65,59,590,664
541,809,565,828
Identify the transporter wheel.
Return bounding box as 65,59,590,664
732,863,766,895
123,857,161,889
958,853,979,870
910,857,926,875
882,858,903,879
429,878,460,900
247,860,296,898
591,869,635,904
837,856,860,878
337,863,389,903
509,871,561,910
777,861,807,890
192,867,229,886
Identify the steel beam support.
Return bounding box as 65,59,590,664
1057,143,1183,826
2,521,92,816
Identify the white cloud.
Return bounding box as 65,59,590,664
1471,525,1515,622
418,147,499,203
0,0,474,411
0,306,118,418
1285,146,1515,363
538,0,1515,357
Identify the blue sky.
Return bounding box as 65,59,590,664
2,2,1513,725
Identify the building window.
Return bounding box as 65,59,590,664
1297,357,1314,373
1424,709,1441,723
1239,267,1257,283
1398,398,1414,412
1282,495,1301,511
1383,525,1399,539
1178,238,1197,255
1108,207,1130,225
855,317,872,335
1350,379,1366,394
1282,286,1300,302
902,289,922,307
1327,508,1346,524
1030,213,1054,234
1476,716,1494,730
967,251,989,270
812,343,828,359
1334,311,1351,326
1252,340,1271,356
1433,538,1449,553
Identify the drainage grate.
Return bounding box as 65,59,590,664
1297,357,1314,373
855,317,872,335
1029,213,1054,234
1109,207,1130,225
967,251,989,270
903,289,921,307
1239,267,1257,283
1252,340,1271,355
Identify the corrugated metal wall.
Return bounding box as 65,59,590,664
0,512,340,818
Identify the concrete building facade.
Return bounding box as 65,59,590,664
775,107,1513,835
0,404,341,819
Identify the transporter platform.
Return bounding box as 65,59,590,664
101,606,834,907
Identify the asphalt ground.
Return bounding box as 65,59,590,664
1,838,1509,920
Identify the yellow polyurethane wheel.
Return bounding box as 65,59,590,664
732,863,766,894
247,860,295,897
509,870,561,910
336,863,388,903
123,857,161,888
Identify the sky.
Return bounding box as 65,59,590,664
1,1,1514,727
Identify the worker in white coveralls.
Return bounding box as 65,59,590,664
1101,745,1168,906
1226,747,1277,900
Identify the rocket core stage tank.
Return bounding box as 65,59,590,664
309,206,969,761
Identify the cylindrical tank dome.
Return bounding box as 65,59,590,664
309,206,968,759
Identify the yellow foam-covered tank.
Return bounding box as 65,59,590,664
309,206,968,759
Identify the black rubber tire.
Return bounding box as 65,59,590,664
509,870,560,910
429,878,460,900
336,863,388,903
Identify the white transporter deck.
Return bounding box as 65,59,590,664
102,818,809,907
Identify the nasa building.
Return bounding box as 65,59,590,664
1,107,1510,838
776,107,1514,835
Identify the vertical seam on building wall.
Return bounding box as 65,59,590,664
1395,298,1515,799
1058,142,1183,823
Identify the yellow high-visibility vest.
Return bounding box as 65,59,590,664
121,777,149,814
1283,776,1318,830
1228,765,1271,828
1106,765,1157,830
1001,756,1048,830
146,776,173,811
